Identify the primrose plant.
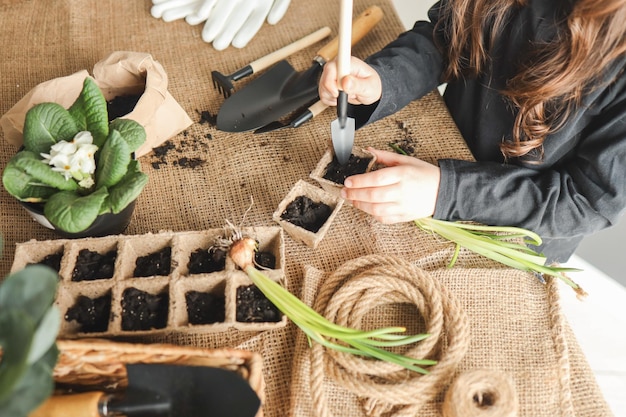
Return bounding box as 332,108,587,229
0,264,60,417
2,77,148,234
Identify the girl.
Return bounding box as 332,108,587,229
318,0,626,262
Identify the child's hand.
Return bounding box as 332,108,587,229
341,148,441,223
318,57,382,106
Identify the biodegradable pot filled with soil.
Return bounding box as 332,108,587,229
273,180,344,249
310,147,376,200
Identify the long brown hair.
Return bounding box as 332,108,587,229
436,0,626,160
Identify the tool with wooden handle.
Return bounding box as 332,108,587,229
216,5,383,132
29,363,261,417
331,0,356,164
211,26,331,97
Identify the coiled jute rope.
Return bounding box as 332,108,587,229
442,369,518,417
309,254,471,417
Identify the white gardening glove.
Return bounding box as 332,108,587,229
150,0,291,51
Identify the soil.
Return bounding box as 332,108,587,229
187,247,227,274
149,109,217,170
323,154,372,184
72,249,117,281
236,284,281,323
107,94,142,121
388,120,417,155
185,291,226,324
121,287,169,331
281,195,332,233
133,246,172,277
64,292,112,333
29,251,63,272
254,251,276,270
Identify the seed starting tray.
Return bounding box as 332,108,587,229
11,227,287,338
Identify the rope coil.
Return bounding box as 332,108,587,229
309,254,471,417
442,369,519,417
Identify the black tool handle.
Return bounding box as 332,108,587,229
337,91,348,129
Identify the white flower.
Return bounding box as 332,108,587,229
40,131,99,186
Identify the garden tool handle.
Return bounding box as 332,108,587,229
316,5,383,64
29,391,104,417
249,26,332,73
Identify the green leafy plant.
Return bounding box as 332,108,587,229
388,143,585,297
222,225,436,374
0,264,60,417
2,77,148,233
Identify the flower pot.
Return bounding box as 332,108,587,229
20,200,136,239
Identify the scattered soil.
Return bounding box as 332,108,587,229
121,287,169,331
29,251,63,272
388,120,417,155
107,94,142,121
188,247,227,274
236,285,281,323
149,109,217,170
65,293,112,333
72,249,117,281
254,251,276,270
186,291,226,324
323,154,372,185
281,195,332,233
133,247,172,277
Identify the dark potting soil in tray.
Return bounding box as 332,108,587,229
323,154,372,185
28,251,63,272
254,251,276,270
121,287,168,331
133,247,172,277
65,292,112,333
72,249,117,281
187,248,227,274
281,195,332,233
185,291,226,325
236,284,281,323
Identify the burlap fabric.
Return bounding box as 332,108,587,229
0,1,611,416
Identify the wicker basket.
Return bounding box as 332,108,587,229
53,339,265,415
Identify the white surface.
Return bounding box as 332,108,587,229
390,1,626,415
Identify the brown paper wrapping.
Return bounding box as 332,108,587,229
0,51,192,158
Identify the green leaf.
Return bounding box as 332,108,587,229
96,130,131,188
0,344,58,417
106,160,148,214
0,311,34,404
23,103,78,154
44,187,108,233
0,265,58,324
109,119,146,152
13,150,78,191
68,77,109,147
27,306,60,365
2,157,56,202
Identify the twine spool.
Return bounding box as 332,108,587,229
442,370,518,417
309,254,471,417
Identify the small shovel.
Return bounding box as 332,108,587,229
29,363,261,417
216,5,383,133
331,0,356,164
254,100,329,134
211,26,332,98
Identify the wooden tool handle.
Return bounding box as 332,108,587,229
29,392,104,417
249,26,332,73
309,100,329,117
317,5,384,63
337,0,353,83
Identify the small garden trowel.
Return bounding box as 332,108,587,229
330,0,356,165
29,363,261,417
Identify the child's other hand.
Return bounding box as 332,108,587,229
341,148,441,223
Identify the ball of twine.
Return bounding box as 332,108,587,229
309,254,470,417
442,369,519,417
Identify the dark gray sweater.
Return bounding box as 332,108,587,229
352,0,626,262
